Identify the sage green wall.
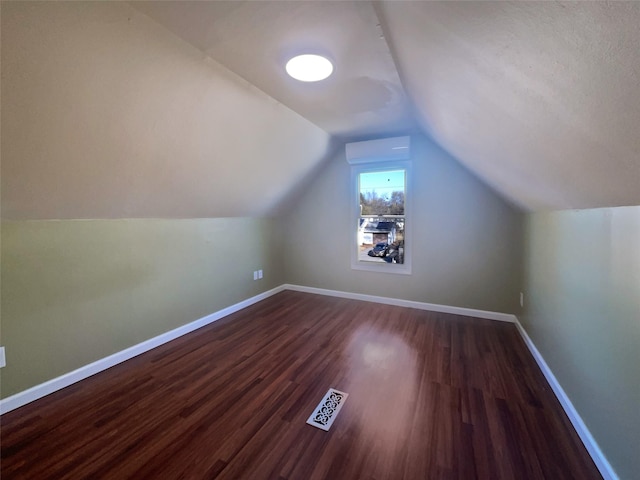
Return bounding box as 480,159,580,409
0,1,318,399
1,218,283,398
522,206,640,480
281,134,524,314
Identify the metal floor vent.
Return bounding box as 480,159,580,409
306,388,349,431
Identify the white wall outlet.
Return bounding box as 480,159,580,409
253,271,258,280
520,292,524,308
0,347,6,368
258,269,263,279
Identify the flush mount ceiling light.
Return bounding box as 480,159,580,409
286,54,333,82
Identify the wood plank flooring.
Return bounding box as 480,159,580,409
1,291,602,479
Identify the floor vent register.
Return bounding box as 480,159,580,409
306,388,349,431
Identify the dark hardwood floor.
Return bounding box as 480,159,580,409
1,291,601,479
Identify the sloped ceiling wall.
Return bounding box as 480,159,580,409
378,1,640,210
5,2,638,218
132,0,420,141
1,1,331,220
130,0,640,212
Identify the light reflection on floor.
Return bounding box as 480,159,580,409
339,325,419,458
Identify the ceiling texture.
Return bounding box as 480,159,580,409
132,1,640,212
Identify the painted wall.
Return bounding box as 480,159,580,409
1,1,330,220
522,206,640,480
1,218,283,398
0,1,321,397
281,134,524,314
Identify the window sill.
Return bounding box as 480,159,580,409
351,262,412,275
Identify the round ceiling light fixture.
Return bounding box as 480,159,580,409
286,54,333,82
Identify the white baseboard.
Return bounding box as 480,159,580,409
0,285,285,414
1,284,511,415
289,284,617,479
283,283,517,323
513,318,619,480
0,283,618,480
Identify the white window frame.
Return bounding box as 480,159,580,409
350,160,412,275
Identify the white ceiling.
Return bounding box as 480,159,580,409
132,1,419,142
132,1,640,211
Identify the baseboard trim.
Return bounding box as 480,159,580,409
287,284,617,479
0,284,514,414
0,283,618,480
513,318,619,480
283,284,517,323
0,285,285,414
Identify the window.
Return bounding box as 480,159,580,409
347,137,411,274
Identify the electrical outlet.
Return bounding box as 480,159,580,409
253,271,258,280
520,292,524,308
258,269,263,279
0,347,6,368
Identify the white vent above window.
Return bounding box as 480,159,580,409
346,136,411,165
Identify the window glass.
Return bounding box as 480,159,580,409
357,169,406,265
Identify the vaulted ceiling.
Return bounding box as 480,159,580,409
133,1,640,212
